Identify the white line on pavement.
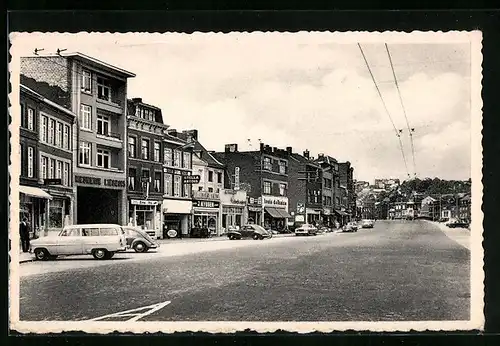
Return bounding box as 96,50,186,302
88,300,171,322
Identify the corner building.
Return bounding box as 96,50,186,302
21,53,136,225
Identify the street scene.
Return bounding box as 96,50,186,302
10,31,480,328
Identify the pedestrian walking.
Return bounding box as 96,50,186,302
19,217,30,253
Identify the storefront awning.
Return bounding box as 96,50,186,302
19,186,52,200
278,209,292,218
162,199,192,214
265,207,291,218
334,209,348,216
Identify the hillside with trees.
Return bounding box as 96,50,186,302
399,178,471,197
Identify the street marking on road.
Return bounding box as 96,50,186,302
88,300,171,322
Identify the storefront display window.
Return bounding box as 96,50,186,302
49,199,64,228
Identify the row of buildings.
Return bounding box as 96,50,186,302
18,52,356,239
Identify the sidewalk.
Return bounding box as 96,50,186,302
425,220,470,250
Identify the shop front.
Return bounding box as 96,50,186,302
162,198,192,238
247,196,263,226
192,197,221,236
128,199,162,239
220,189,247,230
263,195,291,232
306,208,322,226
44,183,74,235
321,207,334,228
334,209,349,226
74,174,127,225
19,185,53,238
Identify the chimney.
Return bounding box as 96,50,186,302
286,146,292,155
225,144,238,153
260,143,265,151
182,129,198,142
318,153,324,159
272,147,277,153
132,97,142,103
303,149,310,159
265,145,270,151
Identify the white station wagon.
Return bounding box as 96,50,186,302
30,224,127,260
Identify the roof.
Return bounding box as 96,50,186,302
290,153,320,167
20,84,76,118
193,141,225,168
163,133,188,146
57,52,135,78
314,155,338,166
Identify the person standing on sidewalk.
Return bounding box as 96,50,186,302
19,217,30,253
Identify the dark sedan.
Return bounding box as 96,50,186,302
227,224,272,240
122,226,160,253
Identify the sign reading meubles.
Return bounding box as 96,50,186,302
75,175,126,188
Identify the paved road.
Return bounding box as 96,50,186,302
19,220,470,321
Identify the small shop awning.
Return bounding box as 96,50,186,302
19,186,52,200
278,209,292,218
334,209,348,216
265,207,283,218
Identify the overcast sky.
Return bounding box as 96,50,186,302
11,33,472,183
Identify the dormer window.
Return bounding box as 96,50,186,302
97,77,111,101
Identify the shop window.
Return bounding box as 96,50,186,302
27,146,34,178
97,149,110,168
141,139,150,160
263,157,272,171
279,183,287,196
173,175,181,197
63,125,70,150
27,107,35,131
217,172,222,184
183,152,191,168
79,141,91,166
263,181,271,194
154,172,161,192
82,70,92,93
41,115,48,142
97,115,110,136
279,160,287,175
49,199,64,228
208,171,213,182
154,142,161,162
128,136,136,158
79,104,92,130
164,173,173,196
128,168,136,190
173,150,181,167
164,147,172,166
97,77,111,102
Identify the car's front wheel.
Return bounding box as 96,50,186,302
92,248,108,260
34,248,50,261
133,241,148,253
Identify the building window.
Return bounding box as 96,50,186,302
141,139,150,160
183,152,191,169
154,172,161,193
27,107,34,130
80,104,92,130
56,161,63,179
97,115,110,136
79,141,91,166
63,125,70,150
164,173,172,196
97,149,110,168
40,156,48,179
128,136,136,158
208,171,213,182
48,119,55,145
97,77,111,101
41,115,48,142
279,160,287,174
183,180,190,198
56,122,63,147
154,142,161,162
279,183,287,196
128,168,136,190
164,147,172,166
173,175,181,197
217,172,222,184
263,157,272,171
208,187,214,193
135,106,140,117
49,158,55,178
82,70,92,93
64,162,70,186
20,103,25,127
173,150,181,167
27,147,34,178
264,181,271,195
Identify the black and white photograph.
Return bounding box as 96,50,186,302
8,31,483,333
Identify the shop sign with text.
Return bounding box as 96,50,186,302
75,175,126,188
192,200,220,208
263,196,288,209
131,199,159,206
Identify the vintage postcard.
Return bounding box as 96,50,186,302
8,31,483,333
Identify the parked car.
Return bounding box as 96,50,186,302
360,219,374,228
342,222,358,232
295,224,318,236
29,224,127,261
446,219,470,228
227,224,272,240
122,226,159,253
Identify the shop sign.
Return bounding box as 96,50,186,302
234,167,240,190
263,196,288,208
295,215,305,222
182,175,201,184
248,206,262,212
297,202,305,214
248,197,262,205
230,197,246,205
44,178,62,185
192,190,220,200
193,200,220,208
103,179,126,188
131,199,158,206
75,175,126,188
167,229,178,238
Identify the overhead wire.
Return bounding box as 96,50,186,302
357,43,411,179
385,43,418,179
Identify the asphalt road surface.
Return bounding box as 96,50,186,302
19,220,470,321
